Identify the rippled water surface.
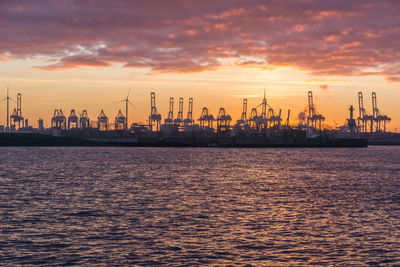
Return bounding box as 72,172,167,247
0,147,399,265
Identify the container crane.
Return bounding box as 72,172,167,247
198,107,214,129
149,92,161,131
174,97,184,125
372,92,391,132
183,98,194,125
216,107,232,132
97,109,108,131
164,97,174,124
307,91,325,131
114,110,126,130
79,110,90,128
51,109,67,129
357,92,373,133
67,109,79,129
10,93,24,130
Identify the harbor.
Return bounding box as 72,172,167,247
0,89,397,147
2,1,400,266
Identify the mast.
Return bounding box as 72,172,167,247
126,97,128,130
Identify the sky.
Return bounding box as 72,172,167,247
0,0,399,131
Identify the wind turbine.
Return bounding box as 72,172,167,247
264,86,266,101
119,89,135,130
1,85,15,131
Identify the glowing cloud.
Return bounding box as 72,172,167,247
0,0,399,81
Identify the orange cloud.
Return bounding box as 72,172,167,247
320,84,328,90
0,1,399,81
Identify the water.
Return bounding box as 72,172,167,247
0,147,399,265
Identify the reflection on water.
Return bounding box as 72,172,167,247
0,147,399,265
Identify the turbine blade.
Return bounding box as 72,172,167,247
128,101,136,109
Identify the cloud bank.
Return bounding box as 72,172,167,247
1,0,399,81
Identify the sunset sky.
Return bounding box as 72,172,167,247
0,0,399,130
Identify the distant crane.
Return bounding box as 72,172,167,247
174,97,184,125
249,108,259,129
307,91,325,131
216,107,232,132
10,93,24,130
164,97,174,124
267,108,281,128
79,110,90,128
357,92,374,133
236,98,248,128
51,109,66,129
198,107,214,128
114,110,126,130
183,98,193,125
286,109,291,126
237,99,248,125
241,99,248,122
149,92,161,131
372,92,391,132
97,110,108,131
67,109,79,129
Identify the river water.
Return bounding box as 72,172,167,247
0,147,399,265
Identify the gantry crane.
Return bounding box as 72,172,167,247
183,98,194,125
286,109,290,127
97,109,108,131
198,107,214,128
164,97,174,124
372,92,391,132
216,107,232,132
114,110,126,130
249,108,259,130
67,109,79,129
307,91,325,131
51,109,67,129
149,92,161,131
10,93,24,130
357,92,374,133
79,110,90,128
174,97,184,125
